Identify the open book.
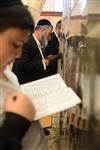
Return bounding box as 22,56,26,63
21,74,81,120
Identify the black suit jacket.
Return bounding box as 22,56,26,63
44,32,59,76
12,35,46,84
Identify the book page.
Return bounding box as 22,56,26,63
21,74,81,120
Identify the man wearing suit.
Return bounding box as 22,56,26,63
12,19,53,84
44,20,61,76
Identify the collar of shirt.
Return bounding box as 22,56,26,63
32,34,46,70
33,34,41,48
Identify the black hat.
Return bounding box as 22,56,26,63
37,19,51,26
0,0,23,7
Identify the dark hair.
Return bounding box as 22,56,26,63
0,5,34,33
35,19,52,31
56,20,61,29
37,19,52,26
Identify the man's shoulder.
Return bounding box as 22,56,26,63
51,32,55,37
51,32,58,41
23,35,37,50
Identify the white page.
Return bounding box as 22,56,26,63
21,74,81,120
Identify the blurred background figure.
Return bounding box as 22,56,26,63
44,20,62,76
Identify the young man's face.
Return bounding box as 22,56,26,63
0,28,30,72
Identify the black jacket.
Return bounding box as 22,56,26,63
12,35,47,84
44,32,59,76
0,112,30,150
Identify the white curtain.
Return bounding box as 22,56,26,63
22,0,46,24
28,0,46,24
83,0,100,15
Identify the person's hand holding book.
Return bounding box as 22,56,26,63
5,91,36,122
46,53,62,64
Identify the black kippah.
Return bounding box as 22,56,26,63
37,19,51,26
0,0,23,7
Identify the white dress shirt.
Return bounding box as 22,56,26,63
33,34,46,70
